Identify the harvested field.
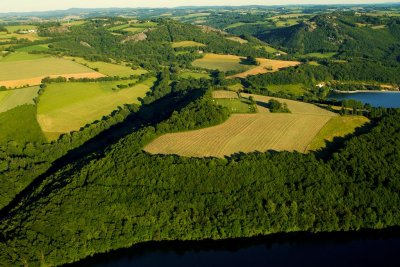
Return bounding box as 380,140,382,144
212,90,238,99
172,41,205,48
145,94,337,157
0,86,40,113
144,113,333,157
226,37,248,44
229,58,301,78
0,57,104,87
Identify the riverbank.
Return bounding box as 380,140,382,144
66,227,400,267
331,89,400,94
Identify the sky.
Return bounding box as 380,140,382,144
0,0,399,13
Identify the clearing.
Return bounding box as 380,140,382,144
37,78,155,139
267,84,308,97
144,94,337,157
226,37,248,44
0,86,40,113
172,41,206,48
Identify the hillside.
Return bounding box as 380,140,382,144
257,14,400,62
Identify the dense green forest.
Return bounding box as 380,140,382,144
1,86,399,266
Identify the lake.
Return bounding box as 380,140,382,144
329,92,400,108
68,229,400,267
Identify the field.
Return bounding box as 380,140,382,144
144,94,337,157
229,58,301,78
303,52,337,58
179,71,210,79
123,27,146,33
16,44,50,53
0,55,104,88
214,98,255,113
37,78,155,139
308,116,370,151
212,90,238,99
171,41,206,48
267,84,308,97
0,52,48,62
0,104,45,144
4,25,37,33
0,86,40,113
226,37,248,44
67,57,147,77
192,53,253,72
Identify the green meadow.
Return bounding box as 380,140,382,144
37,78,155,138
0,86,40,113
0,104,45,144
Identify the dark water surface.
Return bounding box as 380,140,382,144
68,229,400,267
329,92,400,108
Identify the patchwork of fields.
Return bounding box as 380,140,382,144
192,53,300,77
144,93,337,157
0,54,104,87
37,78,155,139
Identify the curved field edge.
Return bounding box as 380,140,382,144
144,94,337,157
307,116,370,151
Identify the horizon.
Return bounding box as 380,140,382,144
0,0,399,13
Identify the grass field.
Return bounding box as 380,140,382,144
123,27,146,33
267,84,308,97
37,78,155,138
308,116,370,151
192,53,253,72
0,86,40,113
179,71,210,79
171,41,206,48
214,98,255,113
229,58,301,78
0,52,49,62
67,57,147,77
4,25,37,33
303,52,337,58
0,56,104,88
226,37,248,44
145,94,337,157
16,44,49,53
0,104,45,144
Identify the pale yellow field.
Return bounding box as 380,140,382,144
229,58,301,78
212,90,238,99
144,95,337,157
171,41,206,48
226,37,248,44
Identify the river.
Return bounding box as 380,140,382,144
67,229,400,267
329,91,400,108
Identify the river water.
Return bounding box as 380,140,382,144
68,229,400,267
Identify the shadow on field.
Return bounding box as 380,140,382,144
0,89,204,220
